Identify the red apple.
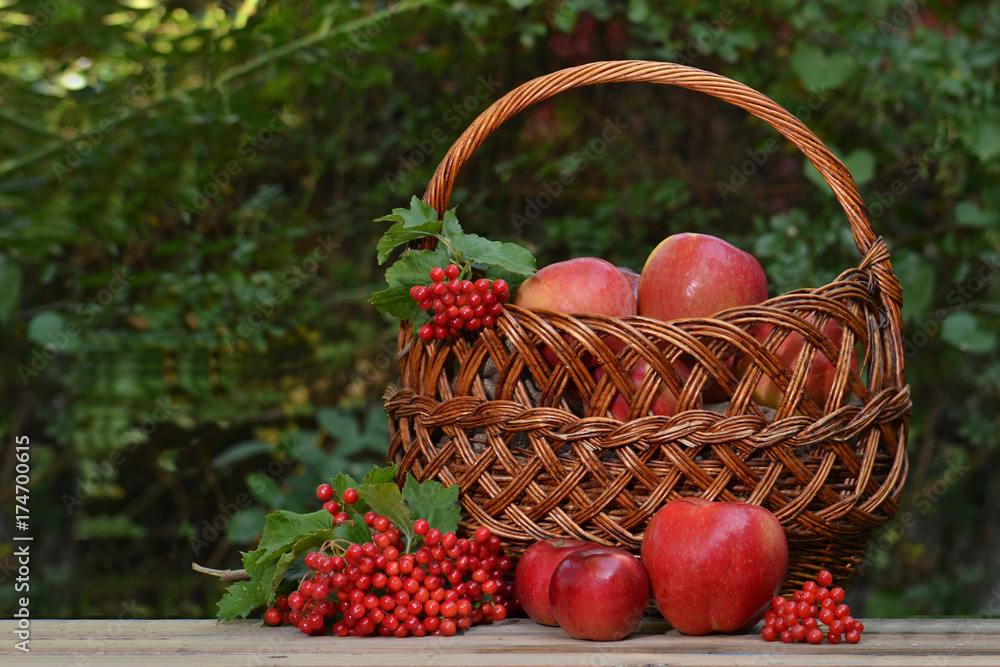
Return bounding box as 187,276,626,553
514,257,637,317
637,233,768,322
741,316,859,410
640,497,788,635
514,538,595,626
617,265,640,301
549,547,649,641
514,257,636,370
593,359,699,418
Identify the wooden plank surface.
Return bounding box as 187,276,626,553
2,618,1000,667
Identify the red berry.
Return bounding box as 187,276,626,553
445,264,460,279
806,627,824,644
802,617,818,629
434,312,448,326
830,587,846,603
418,325,434,341
761,625,778,642
780,629,794,643
466,318,481,331
430,267,446,282
854,621,865,634
418,299,432,311
413,519,429,535
343,488,359,505
488,302,504,316
481,315,495,328
467,293,482,308
845,629,861,644
819,608,835,625
492,279,508,294
323,500,339,515
459,305,474,320
449,317,463,330
288,592,305,610
461,280,475,294
474,279,490,293
817,570,833,587
803,580,817,593
474,526,491,543
771,596,787,611
434,326,448,339
447,278,462,294
440,292,455,306
827,632,842,644
432,298,447,313
431,281,447,296
410,285,428,301
790,624,807,642
828,619,846,636
264,607,282,626
834,604,850,619
815,587,830,602
316,483,333,501
482,291,496,305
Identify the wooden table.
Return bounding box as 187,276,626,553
3,617,1000,666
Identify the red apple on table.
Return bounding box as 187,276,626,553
514,538,595,627
640,497,788,635
594,359,699,418
741,316,859,410
637,233,768,322
549,546,649,641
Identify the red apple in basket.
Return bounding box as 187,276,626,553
740,316,860,410
550,546,650,641
641,497,788,635
593,358,699,418
617,265,641,301
514,538,595,626
637,233,769,322
513,257,636,368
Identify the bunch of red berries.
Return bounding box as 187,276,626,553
762,570,864,644
262,483,516,637
409,264,510,340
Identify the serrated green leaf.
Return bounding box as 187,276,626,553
359,482,413,543
402,472,461,536
363,464,398,485
375,196,440,228
216,547,278,621
255,510,334,561
371,285,426,321
376,219,442,264
269,550,297,590
450,233,536,277
269,528,336,588
440,209,463,239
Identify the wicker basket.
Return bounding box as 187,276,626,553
384,61,911,592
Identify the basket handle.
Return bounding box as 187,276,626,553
423,60,883,264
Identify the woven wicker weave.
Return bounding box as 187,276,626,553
384,61,910,591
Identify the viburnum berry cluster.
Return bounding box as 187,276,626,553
262,483,515,637
410,264,509,340
762,570,864,644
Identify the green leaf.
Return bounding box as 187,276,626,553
359,482,414,545
440,209,463,240
255,510,334,561
375,196,440,229
376,219,442,264
955,200,999,228
842,148,876,188
941,311,997,355
893,251,936,322
0,254,23,324
370,247,451,320
966,122,1000,162
450,233,537,277
402,472,462,536
225,508,268,544
363,464,398,485
27,311,74,350
790,43,856,91
217,548,277,621
211,440,273,469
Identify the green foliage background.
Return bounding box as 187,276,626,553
2,0,999,619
